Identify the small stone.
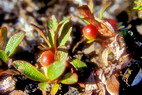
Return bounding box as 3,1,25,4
0,76,16,94
9,90,26,95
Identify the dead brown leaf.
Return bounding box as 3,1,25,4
78,5,94,19
106,75,120,95
78,5,100,27
101,48,110,66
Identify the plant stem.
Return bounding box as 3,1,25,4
43,66,48,78
31,24,51,47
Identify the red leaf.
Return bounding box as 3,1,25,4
83,17,100,27
78,5,116,37
78,5,94,19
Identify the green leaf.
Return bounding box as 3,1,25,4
133,6,141,9
56,46,68,62
47,15,58,46
47,61,66,80
60,73,78,84
50,84,60,95
0,50,8,63
0,26,7,49
38,82,49,91
78,16,91,25
59,17,71,25
13,61,47,82
99,2,111,19
47,15,58,31
38,82,50,95
5,32,24,57
71,59,87,70
58,19,72,46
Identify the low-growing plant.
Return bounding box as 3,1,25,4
13,16,87,95
77,1,116,44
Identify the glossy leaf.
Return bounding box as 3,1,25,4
47,15,58,46
50,84,60,95
61,73,78,84
0,26,7,49
13,61,47,82
58,20,72,46
5,32,24,57
47,61,66,80
0,50,8,63
71,59,87,70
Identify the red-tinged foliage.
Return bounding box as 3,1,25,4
105,19,117,29
78,5,115,37
78,5,100,27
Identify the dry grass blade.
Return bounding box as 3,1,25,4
0,26,7,49
91,16,115,37
99,2,112,19
72,38,85,53
101,48,109,66
0,69,19,76
31,24,51,47
39,43,48,49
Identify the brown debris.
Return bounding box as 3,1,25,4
106,75,120,95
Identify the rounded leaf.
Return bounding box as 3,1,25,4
47,61,66,80
61,73,78,85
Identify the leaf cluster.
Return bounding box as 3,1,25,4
12,16,87,94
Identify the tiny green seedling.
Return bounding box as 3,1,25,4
13,16,87,94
